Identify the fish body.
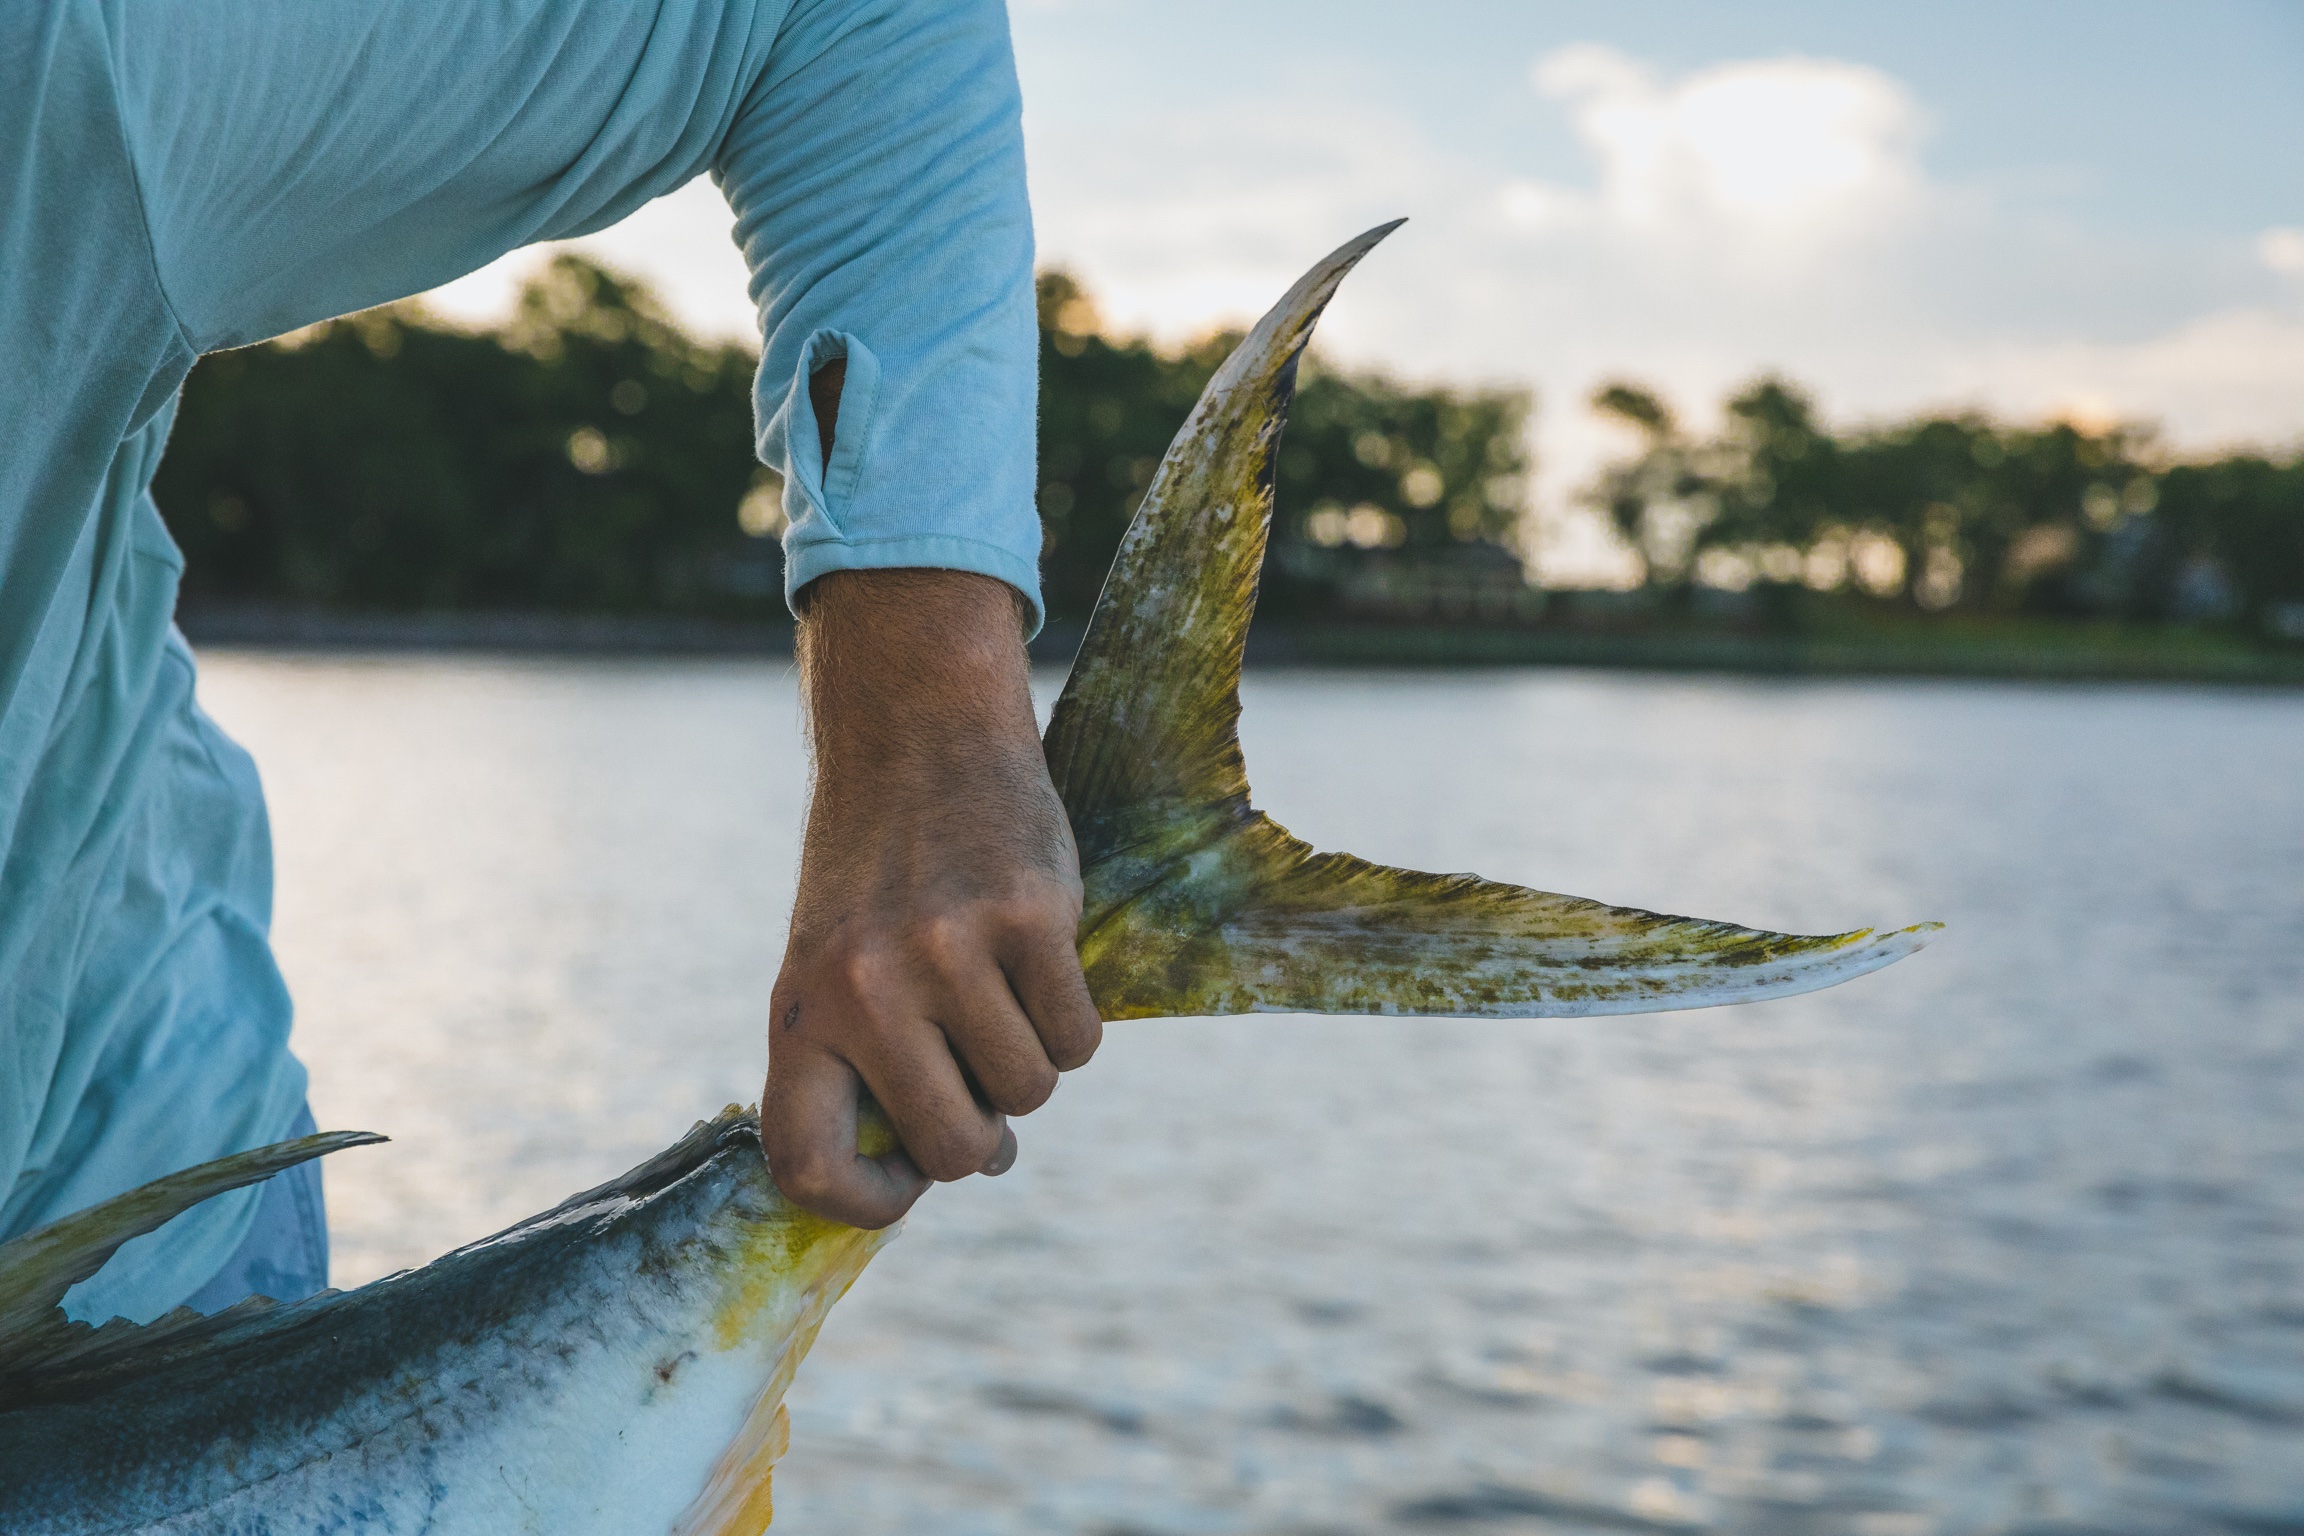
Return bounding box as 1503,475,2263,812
0,1112,880,1535
0,224,1935,1531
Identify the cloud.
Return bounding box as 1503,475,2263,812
1021,95,1458,356
2263,226,2304,278
407,42,2299,583
1953,307,2304,455
1023,45,1969,506
1528,45,1920,245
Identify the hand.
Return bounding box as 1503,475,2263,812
762,568,1102,1228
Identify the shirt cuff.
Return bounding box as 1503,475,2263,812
783,531,1047,637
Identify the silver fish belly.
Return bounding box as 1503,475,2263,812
0,1112,885,1535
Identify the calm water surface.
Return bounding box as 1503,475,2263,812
195,654,2304,1536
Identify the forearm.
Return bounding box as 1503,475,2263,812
799,572,1040,834
765,568,1099,1228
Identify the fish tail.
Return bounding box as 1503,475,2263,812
1043,223,1939,1021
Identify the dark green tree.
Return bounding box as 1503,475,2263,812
1031,270,1534,622
157,256,775,615
2150,454,2304,632
1583,370,2300,639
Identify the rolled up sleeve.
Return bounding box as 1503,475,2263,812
716,0,1044,629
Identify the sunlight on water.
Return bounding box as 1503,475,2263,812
195,654,2304,1536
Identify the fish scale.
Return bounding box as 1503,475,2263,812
0,1112,883,1533
0,224,1934,1532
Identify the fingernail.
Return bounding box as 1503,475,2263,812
980,1126,1019,1177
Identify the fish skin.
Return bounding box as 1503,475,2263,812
0,222,1936,1532
0,1109,884,1534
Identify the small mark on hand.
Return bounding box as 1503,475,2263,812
780,1001,801,1034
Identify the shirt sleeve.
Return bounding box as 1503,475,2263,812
111,0,1044,626
716,0,1043,626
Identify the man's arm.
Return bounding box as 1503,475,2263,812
733,0,1066,1222
762,567,1100,1228
111,0,1069,1222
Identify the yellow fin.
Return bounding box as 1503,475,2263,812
673,1208,886,1536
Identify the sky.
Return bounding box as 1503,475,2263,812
426,0,2304,580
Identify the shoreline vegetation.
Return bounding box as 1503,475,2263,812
161,256,2304,685
179,608,2304,686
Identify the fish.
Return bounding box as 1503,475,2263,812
0,222,1937,1533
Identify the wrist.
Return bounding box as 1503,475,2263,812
797,567,1044,785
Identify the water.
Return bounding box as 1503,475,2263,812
194,654,2304,1536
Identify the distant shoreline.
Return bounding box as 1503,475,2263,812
178,606,2304,687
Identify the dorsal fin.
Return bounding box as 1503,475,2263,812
0,1130,384,1378
1044,224,1939,1020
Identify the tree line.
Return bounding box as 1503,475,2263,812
159,258,773,616
156,256,1532,626
1587,377,2304,642
154,255,2302,644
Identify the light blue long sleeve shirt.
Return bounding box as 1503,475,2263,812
0,0,1041,1322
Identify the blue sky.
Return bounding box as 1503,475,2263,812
1020,0,2302,241
429,1,2304,577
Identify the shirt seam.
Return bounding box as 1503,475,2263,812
785,530,1035,558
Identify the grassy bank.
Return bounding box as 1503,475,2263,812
1244,621,2304,684
178,605,2304,686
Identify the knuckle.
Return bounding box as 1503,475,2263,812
832,945,894,1006
991,1063,1059,1116
769,1148,838,1208
1048,1011,1103,1071
914,1122,994,1182
1047,868,1087,915
916,911,972,972
1001,882,1078,934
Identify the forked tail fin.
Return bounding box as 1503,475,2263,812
1043,223,1939,1021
